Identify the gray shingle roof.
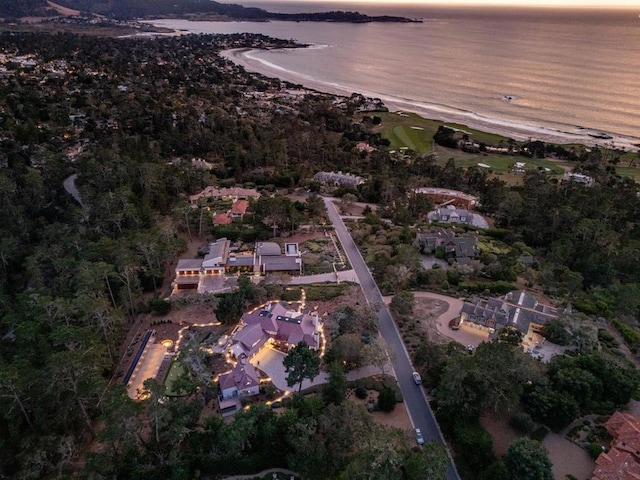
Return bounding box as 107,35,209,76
462,290,558,333
261,255,301,272
177,259,203,270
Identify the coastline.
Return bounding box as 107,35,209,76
223,47,640,151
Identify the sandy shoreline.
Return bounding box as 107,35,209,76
223,47,640,152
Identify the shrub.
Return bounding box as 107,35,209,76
587,443,604,459
305,283,350,301
530,426,549,441
612,320,640,347
260,381,278,400
541,319,571,346
597,329,615,343
377,386,396,412
453,419,496,473
458,281,517,295
281,288,302,302
150,297,172,316
355,386,368,399
510,412,535,433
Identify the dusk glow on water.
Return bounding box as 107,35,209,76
152,3,640,146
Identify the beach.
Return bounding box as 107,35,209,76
224,47,639,151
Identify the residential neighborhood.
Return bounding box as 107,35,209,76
2,21,640,480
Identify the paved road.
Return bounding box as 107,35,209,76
323,197,460,480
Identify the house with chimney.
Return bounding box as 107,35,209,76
217,362,261,416
219,362,260,400
229,301,320,361
416,228,480,263
458,290,559,336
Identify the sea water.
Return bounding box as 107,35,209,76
149,3,640,143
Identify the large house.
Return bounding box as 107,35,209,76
174,239,302,291
413,187,479,210
563,172,594,187
230,301,320,360
459,290,559,336
428,205,474,225
189,186,260,205
313,171,365,188
416,229,480,263
591,412,640,480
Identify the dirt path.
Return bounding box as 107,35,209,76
543,432,594,480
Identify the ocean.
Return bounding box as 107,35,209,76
148,3,640,146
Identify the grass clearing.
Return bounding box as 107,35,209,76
431,145,565,174
478,240,511,255
364,111,640,183
387,124,432,152
164,361,187,396
305,282,353,301
370,111,514,155
613,166,640,181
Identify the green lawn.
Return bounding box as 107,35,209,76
432,149,565,175
372,111,513,155
386,124,433,153
164,361,186,396
376,112,438,154
613,166,640,181
366,111,640,182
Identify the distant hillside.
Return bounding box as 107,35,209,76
50,0,418,22
0,0,54,17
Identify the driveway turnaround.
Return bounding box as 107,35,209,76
252,345,385,392
323,197,460,480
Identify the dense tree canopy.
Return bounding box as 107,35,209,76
0,30,383,478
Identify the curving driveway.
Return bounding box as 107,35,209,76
385,291,489,348
252,346,384,392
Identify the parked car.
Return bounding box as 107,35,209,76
414,428,425,445
412,371,422,385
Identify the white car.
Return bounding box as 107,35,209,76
412,371,422,385
414,428,425,445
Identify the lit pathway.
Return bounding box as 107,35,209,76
126,344,167,399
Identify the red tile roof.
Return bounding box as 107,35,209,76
593,413,640,480
230,199,249,215
213,212,232,225
592,448,640,480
